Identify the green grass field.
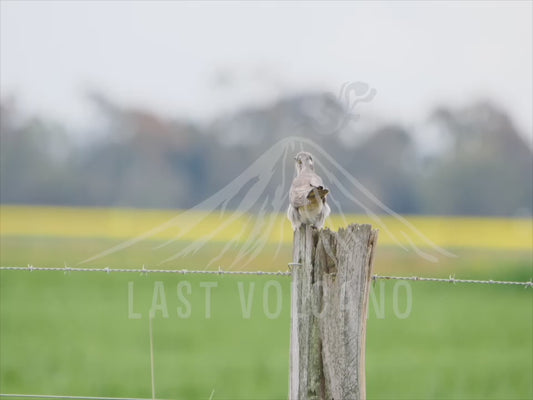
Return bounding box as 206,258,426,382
1,207,532,399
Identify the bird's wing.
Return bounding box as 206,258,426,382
305,171,324,189
290,170,327,206
290,170,326,207
307,186,329,201
289,180,311,208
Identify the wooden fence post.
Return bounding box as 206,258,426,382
290,224,378,400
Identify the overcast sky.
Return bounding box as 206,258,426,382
1,1,531,142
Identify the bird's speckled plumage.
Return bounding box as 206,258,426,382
287,152,331,230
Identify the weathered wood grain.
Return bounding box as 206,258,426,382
290,224,378,400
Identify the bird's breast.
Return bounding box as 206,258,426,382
297,198,324,223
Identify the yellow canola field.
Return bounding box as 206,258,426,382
1,205,531,250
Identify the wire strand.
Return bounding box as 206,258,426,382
371,274,533,287
0,265,292,276
0,266,531,287
0,394,170,400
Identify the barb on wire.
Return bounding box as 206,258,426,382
0,266,531,287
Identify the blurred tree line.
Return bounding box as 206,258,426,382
0,92,531,216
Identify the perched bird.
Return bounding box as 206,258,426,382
287,151,331,230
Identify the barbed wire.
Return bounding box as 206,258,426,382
371,274,533,287
0,265,531,287
0,265,292,276
0,394,170,400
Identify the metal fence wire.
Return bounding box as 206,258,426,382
0,265,531,287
